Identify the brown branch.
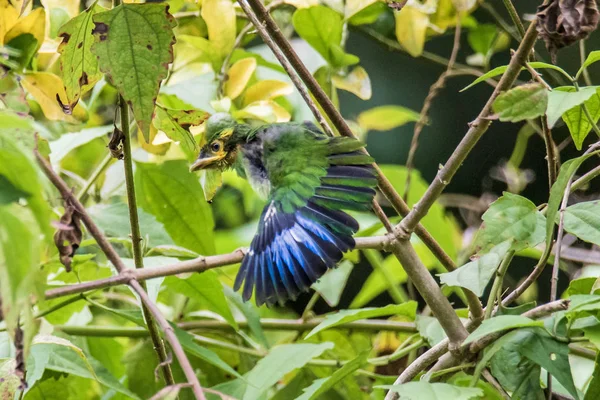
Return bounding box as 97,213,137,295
34,144,206,400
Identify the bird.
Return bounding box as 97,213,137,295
190,113,377,306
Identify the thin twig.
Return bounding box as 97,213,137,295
484,251,515,320
550,179,573,302
33,142,206,400
76,153,112,202
404,17,462,201
501,0,526,40
580,40,593,86
541,116,558,186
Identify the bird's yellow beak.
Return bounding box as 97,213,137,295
189,154,221,172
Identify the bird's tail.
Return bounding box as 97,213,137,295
234,137,376,306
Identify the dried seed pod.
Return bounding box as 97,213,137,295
108,126,125,159
536,0,599,62
53,200,83,272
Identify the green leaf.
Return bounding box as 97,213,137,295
492,83,548,122
357,105,420,132
468,23,501,55
87,202,174,248
490,345,544,400
561,89,600,150
547,86,599,127
463,315,543,345
243,342,334,400
153,105,201,161
562,201,600,246
378,382,483,400
0,173,30,204
223,286,268,348
91,3,176,140
312,260,353,307
135,160,215,255
164,271,237,329
416,315,447,346
438,240,512,297
584,353,600,400
296,352,368,400
293,6,357,68
476,192,546,252
461,62,570,92
577,50,600,79
57,2,106,108
306,302,417,339
171,326,242,379
448,372,505,400
49,125,112,165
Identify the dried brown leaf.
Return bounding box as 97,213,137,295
53,200,82,272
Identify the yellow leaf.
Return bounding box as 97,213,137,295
40,0,80,18
235,100,291,123
139,124,170,155
4,7,46,53
283,0,319,8
332,66,372,100
21,72,86,122
357,105,420,132
224,57,257,99
243,80,293,107
0,0,19,45
394,6,428,58
201,0,236,58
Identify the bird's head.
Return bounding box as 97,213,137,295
190,113,245,172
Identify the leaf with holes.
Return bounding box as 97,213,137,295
492,83,548,122
91,3,176,141
57,2,106,108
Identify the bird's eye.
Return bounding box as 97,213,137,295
211,142,221,152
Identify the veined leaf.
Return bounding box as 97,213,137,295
243,343,334,400
153,105,199,160
438,240,512,297
91,3,176,141
357,105,420,132
201,0,236,59
563,201,600,246
562,88,600,150
463,316,543,345
492,83,548,122
224,57,257,99
135,160,215,255
306,302,417,338
461,62,571,92
577,50,600,79
378,382,483,400
547,86,599,127
476,192,546,252
242,80,293,107
164,271,238,329
21,72,87,122
394,6,428,57
57,2,106,108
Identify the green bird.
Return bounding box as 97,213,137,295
191,113,376,306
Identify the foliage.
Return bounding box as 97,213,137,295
1,1,600,400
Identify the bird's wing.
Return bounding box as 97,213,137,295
234,123,377,306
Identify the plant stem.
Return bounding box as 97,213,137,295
484,251,515,320
76,153,112,202
501,0,526,40
363,249,408,304
369,338,424,366
550,179,572,302
119,98,176,387
580,40,593,86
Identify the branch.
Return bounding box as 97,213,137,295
34,145,206,400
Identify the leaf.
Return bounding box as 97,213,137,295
584,353,600,400
562,201,600,246
0,174,29,204
296,352,368,400
357,105,420,132
223,286,268,348
394,6,429,57
0,1,19,45
200,168,223,202
21,72,87,122
463,316,543,345
57,2,106,108
242,80,293,107
312,260,353,307
49,125,111,165
468,23,501,55
86,202,174,247
201,0,236,58
243,342,334,400
577,50,600,79
4,7,45,54
234,100,291,123
332,66,372,100
345,0,378,20
490,345,544,400
461,62,571,92
91,3,176,140
293,6,357,67
476,192,546,252
153,106,199,159
0,359,19,400
547,86,599,127
416,315,447,346
171,326,242,378
135,160,215,255
224,57,257,99
492,83,548,122
438,240,512,297
378,382,483,400
562,88,600,150
306,302,417,339
164,271,237,329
